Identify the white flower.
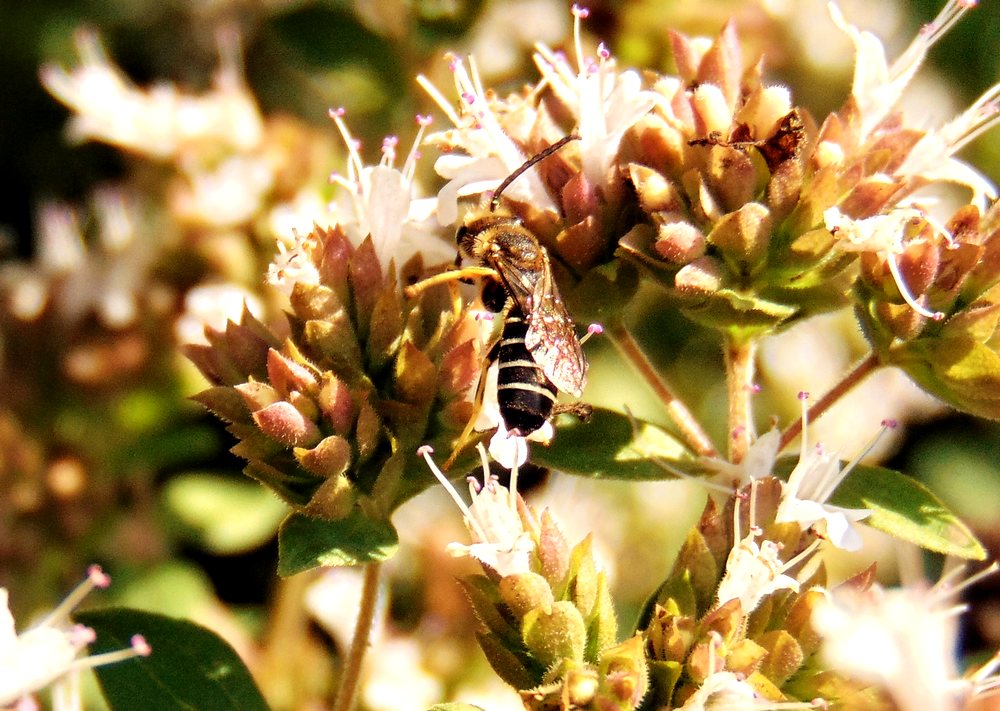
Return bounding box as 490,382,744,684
532,6,658,189
679,671,757,710
698,428,781,495
174,283,264,346
814,563,999,711
40,28,262,158
327,110,451,269
829,0,975,139
0,566,150,709
829,1,999,207
2,189,152,328
678,649,822,709
679,670,819,710
173,154,274,228
773,392,875,551
418,444,536,577
894,83,1000,210
418,55,557,225
715,527,801,615
266,229,323,297
824,206,945,321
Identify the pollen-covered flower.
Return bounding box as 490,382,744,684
773,393,876,551
0,566,150,709
813,563,999,711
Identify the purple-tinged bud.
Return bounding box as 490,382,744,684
656,221,706,263
675,256,725,296
252,401,321,447
266,348,317,397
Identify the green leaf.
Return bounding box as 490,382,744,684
830,463,986,560
163,473,288,554
277,509,398,575
76,608,269,711
531,407,691,479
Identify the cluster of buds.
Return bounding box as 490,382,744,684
185,224,483,519
418,446,639,710
641,479,831,709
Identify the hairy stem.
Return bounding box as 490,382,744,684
332,561,383,711
608,321,717,457
778,352,881,451
725,335,758,464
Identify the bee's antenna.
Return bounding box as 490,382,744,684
489,134,581,213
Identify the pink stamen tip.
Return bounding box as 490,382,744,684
798,391,810,401
597,42,610,59
88,564,111,589
331,107,346,117
475,311,495,321
413,150,422,160
350,139,361,150
417,445,434,457
748,383,762,394
881,418,899,429
731,425,746,439
587,323,603,335
571,4,590,18
461,92,476,105
70,624,97,646
958,0,977,7
466,475,482,493
131,634,152,657
931,311,945,321
383,136,399,148
416,114,433,126
447,56,461,72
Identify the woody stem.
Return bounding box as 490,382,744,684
778,352,881,451
725,334,757,464
332,561,383,711
608,321,717,457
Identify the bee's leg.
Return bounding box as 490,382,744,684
443,337,501,471
403,266,499,299
551,401,593,422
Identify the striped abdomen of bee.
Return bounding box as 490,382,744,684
495,306,558,437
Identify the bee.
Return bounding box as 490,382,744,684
407,135,590,444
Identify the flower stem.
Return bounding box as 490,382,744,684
608,321,717,457
333,561,383,711
778,352,881,451
725,335,757,464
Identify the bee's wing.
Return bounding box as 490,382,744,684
493,258,538,314
524,271,587,397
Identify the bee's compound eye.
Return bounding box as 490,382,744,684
455,224,470,247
